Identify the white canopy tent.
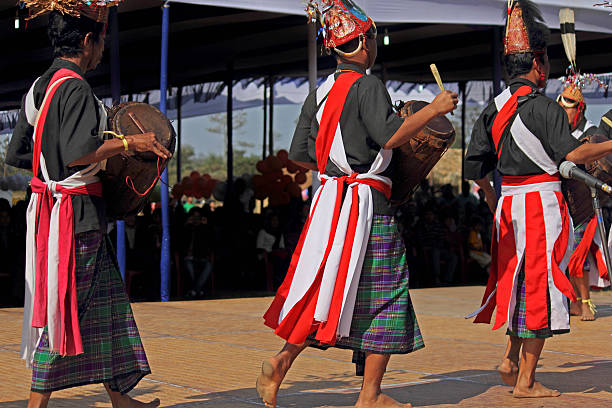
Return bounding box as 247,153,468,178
171,0,612,34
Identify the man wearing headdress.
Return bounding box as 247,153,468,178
465,0,612,398
557,85,598,140
557,84,610,321
257,1,457,407
7,2,169,407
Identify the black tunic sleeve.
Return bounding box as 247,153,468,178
599,109,612,139
6,96,34,170
541,100,581,164
357,76,404,149
289,90,317,164
464,103,497,180
58,80,103,166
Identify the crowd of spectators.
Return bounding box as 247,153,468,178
0,179,495,306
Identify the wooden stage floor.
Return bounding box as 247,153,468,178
1,286,611,407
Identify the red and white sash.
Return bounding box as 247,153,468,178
468,87,577,332
21,69,105,366
263,72,392,345
569,217,611,288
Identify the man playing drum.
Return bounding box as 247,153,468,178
7,2,170,407
465,0,612,398
558,84,610,321
257,1,457,407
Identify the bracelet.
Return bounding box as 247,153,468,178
104,130,129,151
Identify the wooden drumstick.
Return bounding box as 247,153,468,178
128,112,147,134
430,63,454,115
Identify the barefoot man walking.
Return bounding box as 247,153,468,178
465,0,612,399
256,1,458,407
8,1,170,407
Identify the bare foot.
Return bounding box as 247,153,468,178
569,300,581,316
497,358,519,386
513,381,561,398
355,392,412,407
111,394,160,408
256,359,286,408
580,301,596,321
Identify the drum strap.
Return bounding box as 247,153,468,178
491,85,532,159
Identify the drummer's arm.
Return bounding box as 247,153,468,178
384,91,458,150
69,132,171,167
566,140,612,165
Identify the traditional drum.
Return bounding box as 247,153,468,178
390,100,456,206
102,102,176,219
563,133,612,227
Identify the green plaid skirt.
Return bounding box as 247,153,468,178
31,231,151,394
506,267,570,339
311,215,424,373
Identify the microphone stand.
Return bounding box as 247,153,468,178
590,187,612,281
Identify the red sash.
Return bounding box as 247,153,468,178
491,85,532,158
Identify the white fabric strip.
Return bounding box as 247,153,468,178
501,181,561,196
21,76,104,367
494,88,512,112
540,192,572,332
510,114,559,175
571,120,597,140
25,78,41,127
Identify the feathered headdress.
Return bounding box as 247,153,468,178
306,0,374,56
503,0,547,55
20,1,123,23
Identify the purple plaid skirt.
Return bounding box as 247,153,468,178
30,231,151,394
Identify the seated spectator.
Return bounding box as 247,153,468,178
257,212,289,291
467,216,491,271
181,207,214,298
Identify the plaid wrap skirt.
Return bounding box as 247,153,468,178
506,266,570,339
311,215,424,372
30,231,151,394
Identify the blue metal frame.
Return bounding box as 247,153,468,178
109,6,126,281
160,1,171,302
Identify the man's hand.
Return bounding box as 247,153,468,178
431,90,459,116
126,132,172,159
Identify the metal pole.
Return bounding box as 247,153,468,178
109,6,126,282
591,188,612,280
263,81,267,159
269,77,274,156
307,24,320,195
159,1,171,302
227,64,234,200
176,86,182,184
492,26,503,198
460,81,467,184
308,23,318,92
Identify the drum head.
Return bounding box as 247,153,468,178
108,102,175,161
103,102,176,219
